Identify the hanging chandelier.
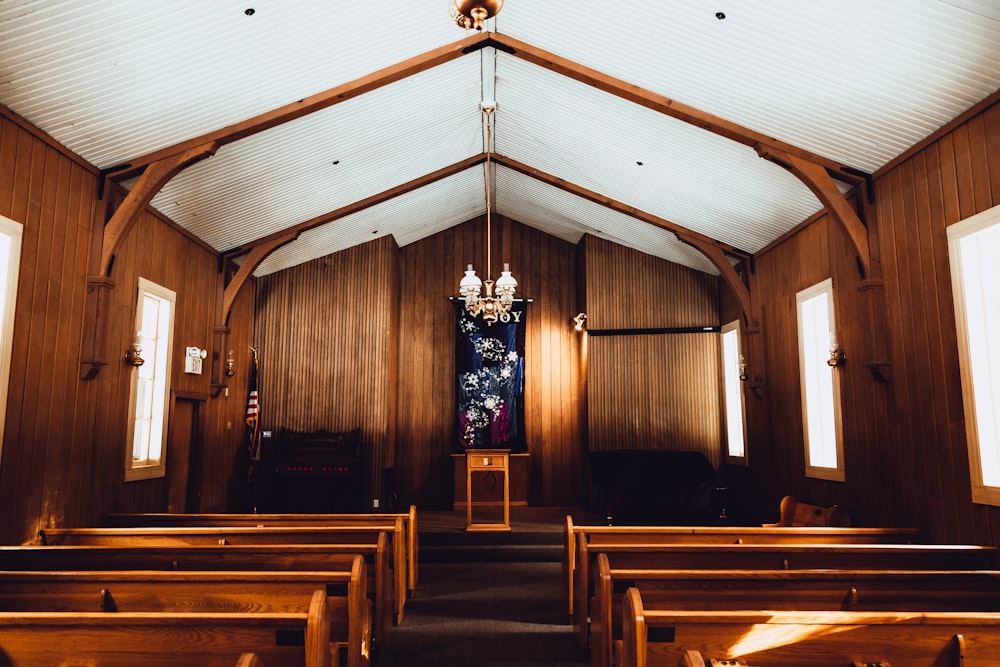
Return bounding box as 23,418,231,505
451,0,503,31
458,104,517,324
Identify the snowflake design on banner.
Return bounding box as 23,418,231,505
454,301,526,451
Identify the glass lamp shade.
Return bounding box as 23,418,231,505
459,264,483,302
494,263,517,303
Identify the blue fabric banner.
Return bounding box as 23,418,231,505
454,300,527,452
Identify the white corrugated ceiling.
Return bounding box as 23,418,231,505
1,0,998,277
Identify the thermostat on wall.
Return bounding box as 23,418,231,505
184,346,208,374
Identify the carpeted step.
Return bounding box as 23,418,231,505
420,542,561,563
418,527,563,562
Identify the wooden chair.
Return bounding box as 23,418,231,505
766,495,851,527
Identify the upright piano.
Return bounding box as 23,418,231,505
262,428,365,513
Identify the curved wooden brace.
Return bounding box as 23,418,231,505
99,141,218,276
210,232,297,395
221,232,298,324
755,145,871,277
675,232,755,326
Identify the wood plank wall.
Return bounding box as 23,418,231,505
581,236,722,466
0,107,252,544
734,99,1000,542
252,235,399,508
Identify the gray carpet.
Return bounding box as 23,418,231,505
378,561,588,667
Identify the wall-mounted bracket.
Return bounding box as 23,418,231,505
79,276,115,379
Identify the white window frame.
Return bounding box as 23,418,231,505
124,278,176,482
948,204,1000,506
796,278,845,481
721,319,748,465
0,215,23,469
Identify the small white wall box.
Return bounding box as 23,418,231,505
184,346,208,374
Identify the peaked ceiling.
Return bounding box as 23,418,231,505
2,1,998,277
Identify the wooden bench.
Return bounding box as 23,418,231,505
0,540,393,658
0,589,336,666
0,557,369,667
564,515,918,617
575,536,998,651
39,522,406,626
593,554,1000,667
105,505,419,595
620,587,1000,667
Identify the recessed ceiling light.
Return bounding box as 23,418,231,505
715,11,726,20
245,8,255,16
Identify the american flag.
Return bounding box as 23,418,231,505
246,347,261,461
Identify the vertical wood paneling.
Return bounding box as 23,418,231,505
0,108,243,543
748,99,1000,544
582,235,721,468
253,236,398,507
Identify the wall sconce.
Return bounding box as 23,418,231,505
225,349,236,377
739,355,748,382
572,312,587,332
124,332,144,367
828,336,846,367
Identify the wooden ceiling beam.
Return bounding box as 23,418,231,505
493,32,867,186
495,153,756,323
224,154,487,258
105,31,492,181
493,153,750,260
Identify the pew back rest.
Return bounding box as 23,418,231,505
104,506,419,592
0,589,333,667
0,541,391,659
620,588,1000,667
592,556,1000,667
563,514,917,616
0,566,370,667
574,537,998,648
38,523,406,624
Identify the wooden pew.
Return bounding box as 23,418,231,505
592,553,1000,667
38,522,407,625
563,514,918,617
575,536,998,651
620,587,1000,667
0,541,393,658
0,589,335,666
105,505,419,594
0,557,370,667
237,654,265,667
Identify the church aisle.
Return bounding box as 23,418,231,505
378,560,587,667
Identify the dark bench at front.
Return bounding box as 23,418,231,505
588,451,717,526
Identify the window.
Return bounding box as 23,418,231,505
721,320,747,465
0,215,23,468
125,278,175,481
948,204,1000,506
796,278,844,481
